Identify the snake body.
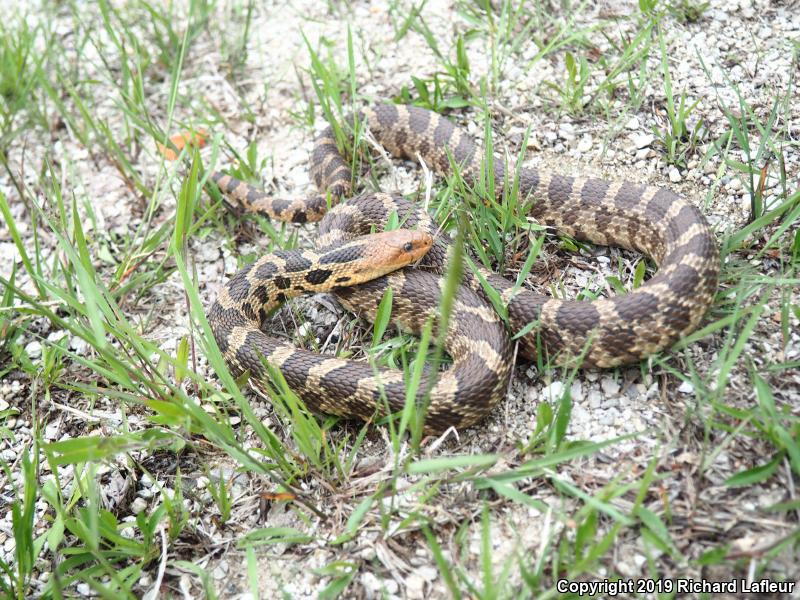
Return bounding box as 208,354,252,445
209,105,719,431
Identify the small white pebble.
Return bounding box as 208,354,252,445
633,133,654,149
417,566,438,581
570,381,584,402
541,381,565,401
131,497,148,514
24,340,42,359
600,377,620,396
43,422,60,441
212,560,229,580
558,122,576,141
678,380,694,394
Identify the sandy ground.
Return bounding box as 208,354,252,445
0,0,798,597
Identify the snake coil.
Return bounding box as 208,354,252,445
208,105,719,432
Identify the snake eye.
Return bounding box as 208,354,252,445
403,241,413,252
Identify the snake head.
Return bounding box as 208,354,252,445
379,229,433,267
336,230,432,285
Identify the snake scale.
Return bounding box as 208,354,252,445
208,104,719,432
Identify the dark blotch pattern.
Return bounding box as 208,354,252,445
669,204,703,238
453,360,500,408
417,138,430,157
613,292,659,324
325,157,346,178
319,244,365,264
255,261,277,280
518,169,540,197
663,231,708,266
591,206,615,238
319,362,362,399
234,330,274,377
645,188,675,224
580,178,611,207
375,104,399,129
313,141,339,158
555,302,600,333
209,305,246,355
307,195,328,214
394,128,408,152
227,272,251,303
305,268,333,285
432,116,454,148
253,285,270,305
453,134,475,165
273,198,294,216
274,276,291,290
284,255,313,272
613,182,646,212
408,107,430,133
667,263,701,293
547,175,574,209
241,301,257,322
278,351,312,390
246,188,263,203
603,325,640,363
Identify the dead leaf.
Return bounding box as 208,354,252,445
157,128,208,160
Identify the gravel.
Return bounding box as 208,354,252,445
0,0,798,597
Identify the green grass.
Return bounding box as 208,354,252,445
0,0,798,597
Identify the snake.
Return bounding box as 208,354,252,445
207,104,719,433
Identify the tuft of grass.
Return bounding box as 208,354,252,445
455,0,538,94
652,28,706,167
0,18,48,145
667,0,710,23
700,59,791,222
394,33,476,111
544,51,591,116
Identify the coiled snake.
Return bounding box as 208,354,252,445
208,105,719,433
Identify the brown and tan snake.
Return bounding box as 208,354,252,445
207,104,719,432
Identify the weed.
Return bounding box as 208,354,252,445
652,30,706,167
544,51,591,116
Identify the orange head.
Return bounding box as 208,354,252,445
377,229,433,267
334,229,433,285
